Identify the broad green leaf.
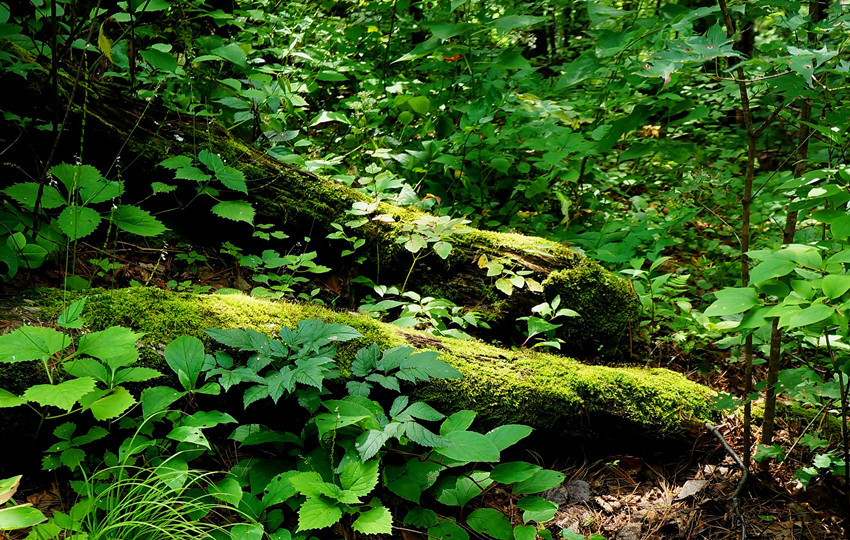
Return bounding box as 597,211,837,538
429,520,469,540
352,502,393,535
159,155,193,169
167,425,210,449
750,258,796,284
88,386,136,420
63,357,109,383
0,505,47,530
785,303,834,329
297,496,342,531
466,508,513,540
495,277,513,295
112,367,162,384
703,287,759,317
141,386,184,418
77,326,143,367
441,410,476,435
485,424,532,451
513,469,565,495
3,183,64,211
113,205,167,236
50,164,101,193
434,431,500,463
140,48,177,72
229,524,263,540
407,96,430,114
212,200,255,225
216,166,248,194
0,326,71,363
211,44,247,67
514,524,538,540
80,179,122,204
339,459,379,497
310,111,350,126
57,206,101,240
490,462,541,484
0,389,24,408
0,475,20,504
822,274,850,300
164,335,205,391
175,166,211,181
22,377,96,411
517,495,558,523
488,14,547,31
263,471,299,508
404,234,427,253
59,448,85,470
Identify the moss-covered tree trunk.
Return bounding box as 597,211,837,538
1,45,638,358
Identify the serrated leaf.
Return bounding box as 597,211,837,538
58,206,101,240
50,164,102,193
297,496,342,531
22,377,96,411
340,460,380,497
59,448,86,470
0,326,71,363
3,183,64,211
159,155,193,169
216,166,248,194
356,429,389,461
77,326,143,367
175,166,211,181
0,389,24,408
141,386,184,418
212,200,255,225
113,205,167,236
352,503,393,535
466,508,513,540
88,386,136,420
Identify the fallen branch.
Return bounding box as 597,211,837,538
705,421,748,540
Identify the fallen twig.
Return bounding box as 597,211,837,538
705,422,749,540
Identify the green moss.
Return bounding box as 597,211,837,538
543,259,640,357
11,287,711,438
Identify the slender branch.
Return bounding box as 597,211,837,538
705,422,748,540
707,69,793,83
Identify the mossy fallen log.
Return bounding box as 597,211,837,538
0,45,639,358
3,287,716,439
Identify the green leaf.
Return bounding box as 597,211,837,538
113,205,167,236
297,496,342,531
0,389,24,408
429,520,469,540
339,459,380,497
822,274,850,300
175,166,211,181
488,14,547,31
159,155,193,169
3,183,64,211
490,462,542,484
229,524,263,540
216,166,248,194
407,96,430,114
77,326,143,366
63,357,109,383
750,258,796,284
88,386,136,420
0,505,47,530
0,475,21,504
352,501,393,535
211,44,247,67
517,495,558,523
141,386,184,418
466,508,513,540
140,48,178,72
441,410,477,435
434,431,500,463
22,377,96,411
164,335,205,391
0,326,71,363
785,303,834,329
50,164,102,193
486,425,533,451
112,367,162,384
356,429,389,461
263,471,299,508
80,179,122,204
433,241,452,259
166,425,210,449
513,469,565,495
57,206,101,240
212,200,255,225
59,448,86,470
310,111,351,126
57,298,86,329
404,234,427,253
514,524,538,540
495,277,513,295
704,287,759,317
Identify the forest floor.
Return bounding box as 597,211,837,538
3,247,848,540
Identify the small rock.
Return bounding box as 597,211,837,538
566,480,591,504
541,484,570,505
616,523,642,540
